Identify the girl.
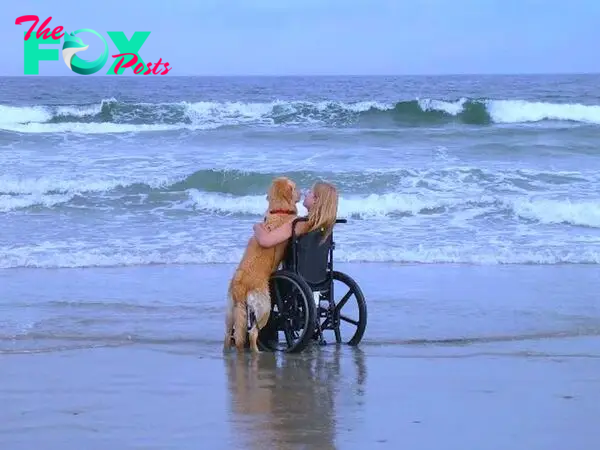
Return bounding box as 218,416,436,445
253,181,339,248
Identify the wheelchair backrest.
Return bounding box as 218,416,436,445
283,229,332,288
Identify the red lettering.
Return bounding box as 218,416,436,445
111,54,172,75
51,26,64,40
15,15,39,41
15,15,63,41
152,58,163,75
36,16,53,40
112,53,138,74
161,63,172,75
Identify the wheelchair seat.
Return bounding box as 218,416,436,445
282,228,332,291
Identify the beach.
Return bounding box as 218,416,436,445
2,263,599,450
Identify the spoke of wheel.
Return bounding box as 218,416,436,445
273,279,284,309
340,314,359,326
282,320,294,347
334,289,353,312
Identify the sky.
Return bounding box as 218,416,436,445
2,0,600,76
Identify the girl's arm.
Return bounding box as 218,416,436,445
253,220,294,248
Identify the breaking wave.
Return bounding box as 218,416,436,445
2,242,600,268
2,168,599,228
0,167,592,197
3,98,600,133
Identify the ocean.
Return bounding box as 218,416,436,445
2,75,600,269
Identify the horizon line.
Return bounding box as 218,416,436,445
1,72,599,78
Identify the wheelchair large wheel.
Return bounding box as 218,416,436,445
320,271,367,346
257,270,316,353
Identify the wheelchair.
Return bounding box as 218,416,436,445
257,218,367,353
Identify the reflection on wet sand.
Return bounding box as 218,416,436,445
224,347,367,449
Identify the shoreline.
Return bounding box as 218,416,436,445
3,262,599,356
3,259,600,272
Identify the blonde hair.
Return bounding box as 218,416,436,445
305,181,339,242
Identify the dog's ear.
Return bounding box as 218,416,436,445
268,179,281,201
282,179,296,203
284,180,294,202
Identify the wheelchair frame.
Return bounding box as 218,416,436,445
257,217,367,353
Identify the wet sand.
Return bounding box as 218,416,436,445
1,263,600,449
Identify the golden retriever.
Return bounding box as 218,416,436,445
224,177,299,352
